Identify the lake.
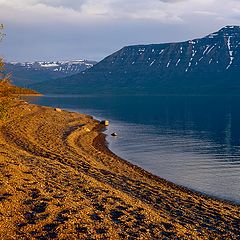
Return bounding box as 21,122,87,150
27,95,240,204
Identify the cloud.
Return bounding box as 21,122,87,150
159,0,187,2
6,0,240,23
1,0,240,61
0,0,190,22
36,0,87,9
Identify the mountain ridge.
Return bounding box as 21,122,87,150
31,26,240,95
5,59,97,87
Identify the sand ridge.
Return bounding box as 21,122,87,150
0,100,239,239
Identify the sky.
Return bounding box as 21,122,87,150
1,0,240,62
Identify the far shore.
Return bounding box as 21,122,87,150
16,93,43,97
0,99,239,239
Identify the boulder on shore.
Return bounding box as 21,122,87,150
54,108,62,112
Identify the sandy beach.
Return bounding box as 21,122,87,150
0,100,239,240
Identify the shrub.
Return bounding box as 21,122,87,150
0,24,13,120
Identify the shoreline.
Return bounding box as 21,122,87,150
94,128,240,207
17,93,43,97
0,100,239,239
21,95,240,206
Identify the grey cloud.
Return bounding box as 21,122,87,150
158,0,187,3
36,0,87,9
1,0,240,62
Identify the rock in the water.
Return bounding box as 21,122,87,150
54,108,62,112
100,120,109,126
111,132,117,136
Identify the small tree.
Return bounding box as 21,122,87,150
0,24,4,80
0,24,10,84
0,24,13,120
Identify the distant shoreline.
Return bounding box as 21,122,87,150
17,93,43,97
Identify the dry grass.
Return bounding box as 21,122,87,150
0,100,239,239
0,82,39,95
0,81,39,120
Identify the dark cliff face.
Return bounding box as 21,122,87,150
32,26,240,95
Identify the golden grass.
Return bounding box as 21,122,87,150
0,82,39,95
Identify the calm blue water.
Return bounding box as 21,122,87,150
27,95,240,204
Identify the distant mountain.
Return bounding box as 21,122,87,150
32,26,240,95
5,60,97,87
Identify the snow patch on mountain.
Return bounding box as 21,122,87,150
8,60,96,74
226,37,234,69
